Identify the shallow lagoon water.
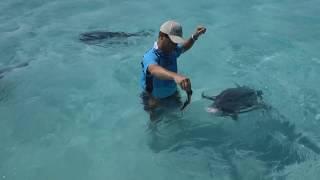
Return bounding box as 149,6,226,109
1,0,320,179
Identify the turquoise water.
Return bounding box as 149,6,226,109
1,0,320,179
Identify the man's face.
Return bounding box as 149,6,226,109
163,35,177,53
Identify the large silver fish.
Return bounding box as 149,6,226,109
202,85,266,120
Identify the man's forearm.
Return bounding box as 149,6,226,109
182,36,196,52
148,64,177,80
182,26,206,52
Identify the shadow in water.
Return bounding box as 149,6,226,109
146,106,320,177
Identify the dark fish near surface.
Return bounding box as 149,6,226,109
202,85,266,120
181,89,192,111
79,30,153,46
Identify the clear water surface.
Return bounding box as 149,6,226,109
1,0,320,179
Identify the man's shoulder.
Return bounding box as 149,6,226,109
143,48,159,61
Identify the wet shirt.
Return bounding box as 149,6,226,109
140,42,184,98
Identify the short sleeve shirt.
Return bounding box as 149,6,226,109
140,42,184,98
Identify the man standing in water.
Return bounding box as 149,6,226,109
140,20,206,120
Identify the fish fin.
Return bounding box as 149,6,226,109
201,92,216,101
234,83,241,87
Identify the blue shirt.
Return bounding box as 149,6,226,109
140,42,184,98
